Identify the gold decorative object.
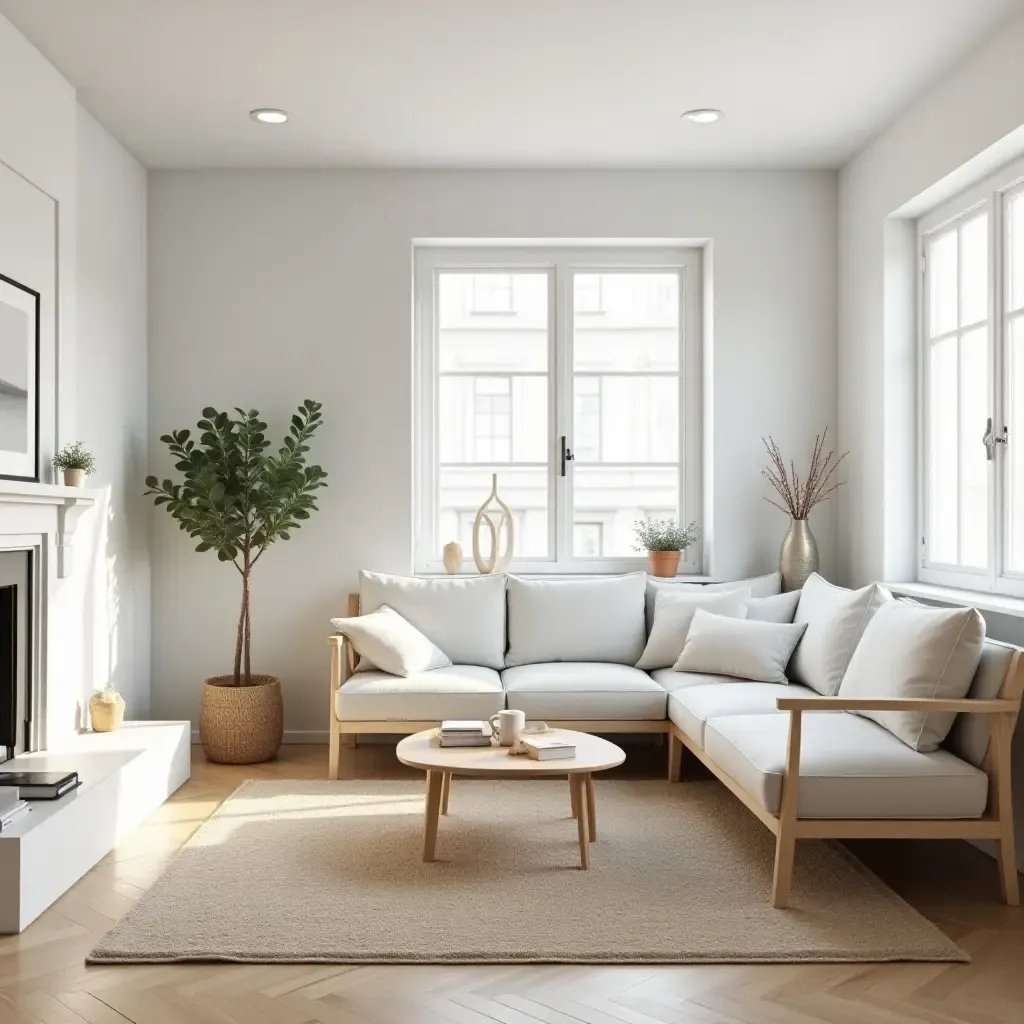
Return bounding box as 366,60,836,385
442,540,463,574
472,473,514,574
89,687,126,732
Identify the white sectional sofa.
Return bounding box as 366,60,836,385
328,569,1023,907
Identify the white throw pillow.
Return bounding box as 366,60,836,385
505,573,647,667
636,588,751,670
788,573,891,696
645,572,780,630
672,609,808,683
359,571,506,669
746,589,801,624
838,600,986,751
330,606,452,677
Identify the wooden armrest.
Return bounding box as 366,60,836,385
776,696,1017,714
328,634,346,648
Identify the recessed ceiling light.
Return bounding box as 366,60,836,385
250,108,289,124
681,108,723,124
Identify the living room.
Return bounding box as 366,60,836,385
0,0,1023,1020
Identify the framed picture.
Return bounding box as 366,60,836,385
0,274,39,482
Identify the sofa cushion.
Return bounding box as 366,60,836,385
745,589,801,623
330,606,451,677
505,574,646,667
946,639,1017,767
501,663,667,720
838,600,986,751
673,609,807,683
635,588,750,670
648,668,732,695
359,571,506,669
335,665,504,722
667,680,819,745
788,573,891,696
645,572,781,630
704,712,988,819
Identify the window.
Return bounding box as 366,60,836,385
918,156,1024,595
415,245,702,573
470,273,514,314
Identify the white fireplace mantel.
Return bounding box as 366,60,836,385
0,481,97,578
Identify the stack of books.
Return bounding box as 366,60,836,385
0,787,29,831
0,771,79,800
524,736,576,761
438,720,492,747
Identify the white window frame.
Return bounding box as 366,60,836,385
414,244,703,575
918,153,1024,597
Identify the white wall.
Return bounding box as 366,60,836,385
148,169,837,736
0,13,150,737
838,11,1024,588
74,108,150,717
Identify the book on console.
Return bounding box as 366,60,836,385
0,771,79,800
0,800,29,830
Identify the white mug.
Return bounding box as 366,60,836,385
489,708,526,747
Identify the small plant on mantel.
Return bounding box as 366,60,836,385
145,402,327,764
633,517,699,579
52,441,95,487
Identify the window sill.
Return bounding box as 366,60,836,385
886,582,1024,620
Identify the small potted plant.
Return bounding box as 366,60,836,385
52,442,95,487
145,402,327,764
633,517,699,578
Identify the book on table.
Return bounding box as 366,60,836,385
524,737,576,761
439,720,492,747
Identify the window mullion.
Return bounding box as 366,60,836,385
552,262,568,569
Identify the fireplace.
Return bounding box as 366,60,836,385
0,551,30,763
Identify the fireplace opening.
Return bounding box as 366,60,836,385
0,552,30,764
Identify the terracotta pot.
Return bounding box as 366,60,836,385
200,675,283,764
63,468,87,487
647,550,681,578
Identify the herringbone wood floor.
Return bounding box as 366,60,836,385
2,742,1021,1024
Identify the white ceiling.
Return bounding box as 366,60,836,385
1,0,1020,170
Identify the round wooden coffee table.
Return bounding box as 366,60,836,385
396,728,625,869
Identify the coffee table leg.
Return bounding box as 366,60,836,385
569,774,578,819
423,770,444,862
441,771,451,815
574,775,590,870
585,773,596,842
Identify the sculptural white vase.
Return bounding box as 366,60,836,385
472,473,514,574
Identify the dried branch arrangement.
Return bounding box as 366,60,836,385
762,430,848,519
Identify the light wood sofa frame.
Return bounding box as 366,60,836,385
667,650,1024,908
328,593,669,781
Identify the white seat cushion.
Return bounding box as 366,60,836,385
667,680,819,745
704,713,988,819
335,665,504,722
501,663,668,720
649,668,732,695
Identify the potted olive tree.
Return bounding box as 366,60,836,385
633,517,699,578
146,402,327,763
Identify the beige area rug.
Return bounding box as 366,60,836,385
88,779,967,965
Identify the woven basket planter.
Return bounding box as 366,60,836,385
200,675,283,764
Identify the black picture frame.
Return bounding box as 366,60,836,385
0,272,40,483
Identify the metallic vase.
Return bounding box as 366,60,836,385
779,518,818,592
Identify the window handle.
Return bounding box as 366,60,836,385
982,418,1009,461
560,435,575,477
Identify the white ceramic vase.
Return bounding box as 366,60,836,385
472,473,514,574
